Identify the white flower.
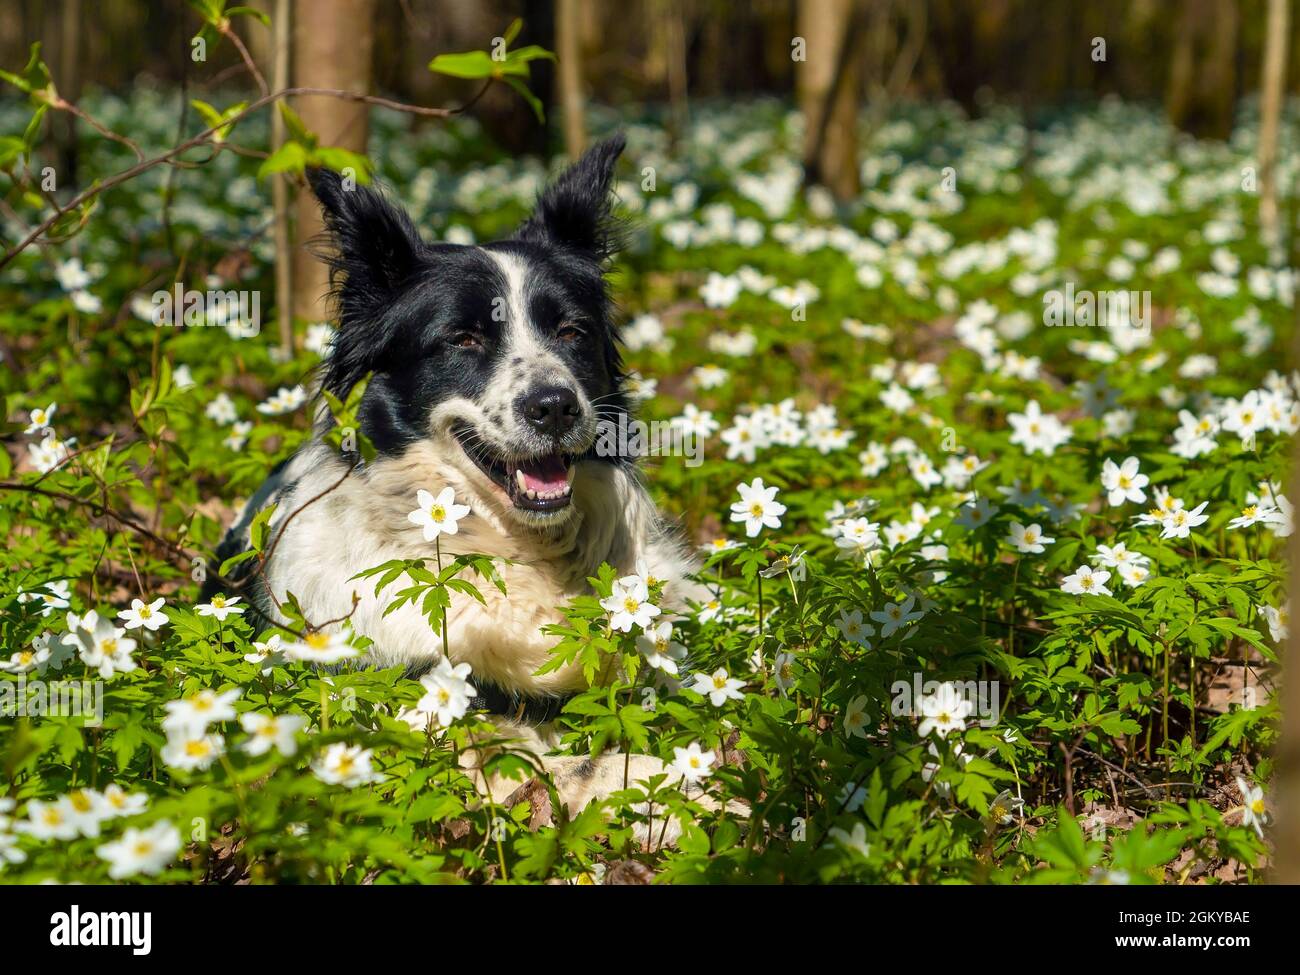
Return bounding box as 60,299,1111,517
870,596,922,638
700,272,742,308
828,822,871,858
416,658,478,726
601,576,661,633
196,594,244,621
284,629,360,665
843,694,870,739
100,784,148,819
1061,565,1112,597
689,668,745,707
312,743,381,787
162,687,242,738
96,820,182,879
71,290,102,314
1005,521,1053,554
62,612,138,679
1159,501,1210,540
245,634,288,674
1101,456,1149,507
205,392,238,425
118,597,169,632
1260,603,1289,642
858,442,889,476
1171,409,1218,459
635,621,687,676
692,365,730,390
670,741,716,784
1117,563,1151,587
1236,775,1267,839
17,579,71,616
55,258,92,291
27,433,74,474
161,732,225,771
955,496,997,529
1008,400,1071,456
988,789,1025,826
239,712,307,756
1092,541,1147,569
729,477,787,537
60,789,111,838
835,609,872,647
917,683,974,738
1221,390,1264,447
407,487,471,541
303,322,335,355
24,402,56,435
16,799,79,840
720,414,770,463
256,385,308,416
908,453,942,490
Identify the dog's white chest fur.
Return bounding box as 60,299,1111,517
260,441,693,695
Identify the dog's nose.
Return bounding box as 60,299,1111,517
519,386,581,438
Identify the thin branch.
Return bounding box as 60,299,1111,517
1,85,485,270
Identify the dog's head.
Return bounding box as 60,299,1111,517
309,135,629,526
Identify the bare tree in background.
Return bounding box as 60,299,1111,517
1258,0,1291,249
290,0,376,328
1166,0,1239,140
271,0,292,355
556,0,587,159
646,0,690,148
797,0,864,203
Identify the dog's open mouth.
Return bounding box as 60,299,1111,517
454,426,575,512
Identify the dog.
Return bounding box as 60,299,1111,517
212,135,705,828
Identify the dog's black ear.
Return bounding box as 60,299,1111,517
309,168,426,394
309,167,425,296
516,133,626,261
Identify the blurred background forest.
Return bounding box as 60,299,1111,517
4,0,1298,153
4,0,1296,329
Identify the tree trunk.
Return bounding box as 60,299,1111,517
290,0,376,327
556,0,587,159
797,0,863,203
1258,0,1290,248
272,0,293,355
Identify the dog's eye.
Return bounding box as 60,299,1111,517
556,323,585,342
450,331,481,349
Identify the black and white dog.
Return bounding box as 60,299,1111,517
215,135,698,813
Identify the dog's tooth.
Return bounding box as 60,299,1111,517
514,470,527,493
525,488,537,499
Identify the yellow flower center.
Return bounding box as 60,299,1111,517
305,632,331,651
186,740,212,757
431,505,446,521
749,502,764,517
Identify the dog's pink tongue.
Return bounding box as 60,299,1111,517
520,455,568,493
